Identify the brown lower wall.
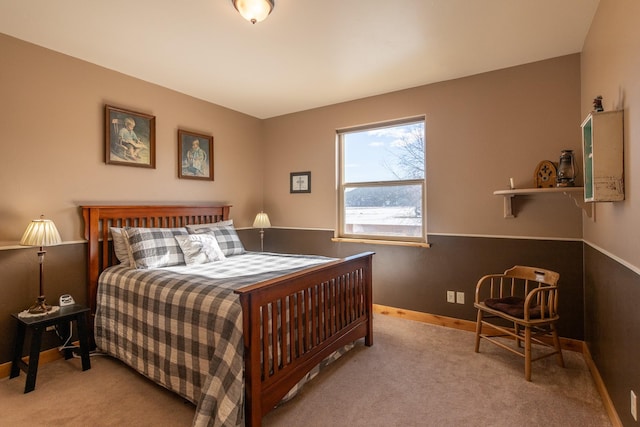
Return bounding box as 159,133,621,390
0,230,587,351
264,228,585,341
0,230,583,364
584,244,640,427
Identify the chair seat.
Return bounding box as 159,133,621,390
484,296,549,319
474,301,558,326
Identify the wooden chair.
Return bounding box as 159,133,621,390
473,265,564,381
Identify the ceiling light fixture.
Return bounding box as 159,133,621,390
232,0,274,24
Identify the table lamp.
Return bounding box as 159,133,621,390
253,212,271,252
20,215,62,313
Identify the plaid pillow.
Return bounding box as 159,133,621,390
186,219,233,233
194,225,245,256
124,227,189,268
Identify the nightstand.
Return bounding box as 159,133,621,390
10,304,91,393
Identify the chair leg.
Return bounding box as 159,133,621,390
474,310,483,353
551,324,565,368
524,326,532,381
514,323,521,348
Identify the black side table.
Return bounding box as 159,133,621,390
10,304,91,393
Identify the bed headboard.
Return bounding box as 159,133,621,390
81,205,231,319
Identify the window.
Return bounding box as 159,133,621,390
337,117,426,243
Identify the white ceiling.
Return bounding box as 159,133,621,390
0,0,599,119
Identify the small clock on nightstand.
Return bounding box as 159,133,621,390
290,171,311,193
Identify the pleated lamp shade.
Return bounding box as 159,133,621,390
20,217,62,247
253,212,271,229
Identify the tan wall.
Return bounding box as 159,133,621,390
0,33,265,246
580,2,640,424
263,54,583,239
0,33,584,245
581,0,640,270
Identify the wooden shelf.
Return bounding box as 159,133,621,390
493,187,589,218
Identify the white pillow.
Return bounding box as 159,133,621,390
110,227,131,267
174,234,226,265
186,219,233,233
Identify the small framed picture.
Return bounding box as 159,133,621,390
178,129,214,181
290,171,311,193
105,105,156,168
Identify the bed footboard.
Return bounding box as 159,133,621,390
235,251,374,426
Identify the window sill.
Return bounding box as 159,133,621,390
331,237,431,248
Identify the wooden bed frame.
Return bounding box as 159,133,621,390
81,205,374,426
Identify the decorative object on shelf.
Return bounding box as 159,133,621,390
593,95,604,112
533,160,557,188
20,216,62,314
556,150,577,187
105,105,156,168
253,211,271,251
178,129,214,181
232,0,274,24
290,171,311,193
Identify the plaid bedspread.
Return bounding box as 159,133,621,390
95,252,334,427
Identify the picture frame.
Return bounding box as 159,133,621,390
290,171,311,193
178,129,214,181
105,105,156,168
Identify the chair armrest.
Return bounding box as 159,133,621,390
523,285,559,320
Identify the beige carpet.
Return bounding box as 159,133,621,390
0,314,611,426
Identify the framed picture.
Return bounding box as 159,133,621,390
290,171,311,193
178,129,214,181
105,105,156,168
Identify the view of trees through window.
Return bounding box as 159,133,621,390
339,118,426,241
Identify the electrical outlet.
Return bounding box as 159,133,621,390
446,291,455,303
46,325,56,332
631,390,637,421
456,291,465,304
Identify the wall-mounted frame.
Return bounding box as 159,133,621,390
105,105,156,168
290,171,311,193
178,129,214,181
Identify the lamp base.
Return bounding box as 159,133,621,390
28,296,52,314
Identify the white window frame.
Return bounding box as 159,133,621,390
336,116,427,245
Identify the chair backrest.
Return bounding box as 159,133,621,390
504,265,559,287
111,118,121,135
